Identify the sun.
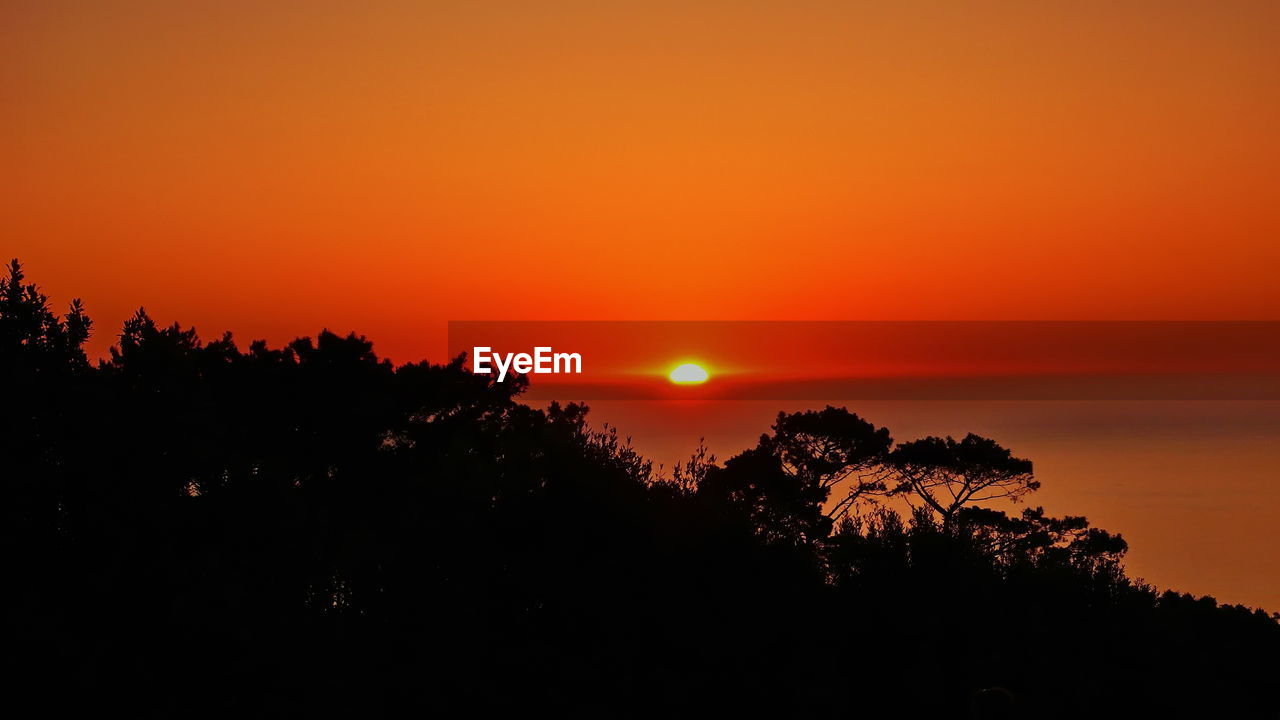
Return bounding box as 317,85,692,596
668,362,709,384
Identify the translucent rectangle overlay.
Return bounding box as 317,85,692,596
447,321,1280,401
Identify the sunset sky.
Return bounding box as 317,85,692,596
5,1,1280,363
4,2,1280,607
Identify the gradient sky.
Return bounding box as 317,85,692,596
4,2,1280,607
4,1,1279,362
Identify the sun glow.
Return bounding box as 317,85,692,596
668,363,710,384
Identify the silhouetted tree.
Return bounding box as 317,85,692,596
700,445,831,546
889,433,1039,528
956,505,1129,572
764,406,892,518
698,407,891,546
1,258,91,371
2,259,1278,718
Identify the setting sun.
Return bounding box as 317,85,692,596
668,363,710,384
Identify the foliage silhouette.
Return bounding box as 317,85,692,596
764,406,893,519
889,433,1040,527
2,259,1278,717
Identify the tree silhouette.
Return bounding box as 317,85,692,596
1,258,91,371
956,505,1129,572
889,433,1039,528
2,259,1278,717
697,407,892,548
764,406,892,519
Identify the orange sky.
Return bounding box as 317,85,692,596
4,0,1279,363
3,0,1280,610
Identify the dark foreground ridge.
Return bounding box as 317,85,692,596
4,260,1278,718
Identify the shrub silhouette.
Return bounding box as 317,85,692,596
2,259,1278,717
